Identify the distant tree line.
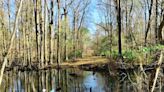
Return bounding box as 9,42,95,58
0,0,91,68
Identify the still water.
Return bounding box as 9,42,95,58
0,68,164,92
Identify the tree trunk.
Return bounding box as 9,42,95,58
155,0,158,43
7,0,11,66
63,7,68,61
118,0,122,57
57,0,61,65
44,0,48,65
34,0,39,66
114,0,122,58
73,13,77,59
158,15,164,44
145,0,153,45
39,0,44,67
48,0,54,65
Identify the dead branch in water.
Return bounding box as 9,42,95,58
151,51,163,92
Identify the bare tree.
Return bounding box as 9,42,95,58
155,0,158,43
47,0,54,65
57,0,61,65
144,0,153,45
0,0,23,86
34,0,39,66
114,0,122,58
44,0,48,65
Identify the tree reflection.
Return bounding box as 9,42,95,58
1,69,164,92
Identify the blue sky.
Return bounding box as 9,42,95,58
87,0,101,35
8,0,101,35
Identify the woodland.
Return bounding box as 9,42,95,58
0,0,164,92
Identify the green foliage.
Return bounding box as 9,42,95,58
122,45,164,63
110,50,118,59
80,27,90,35
137,45,164,64
140,45,164,53
75,50,82,57
68,50,82,59
95,36,111,56
100,50,110,56
142,47,155,53
122,50,136,62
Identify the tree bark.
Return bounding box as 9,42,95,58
158,15,164,44
49,0,54,65
34,0,39,65
155,0,158,43
57,0,61,65
118,0,122,58
63,7,68,61
114,0,122,58
145,0,153,45
39,0,44,67
44,0,48,65
73,13,77,59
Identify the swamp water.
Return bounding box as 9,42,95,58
0,68,164,92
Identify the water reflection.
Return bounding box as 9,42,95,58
1,68,164,92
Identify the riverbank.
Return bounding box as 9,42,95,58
3,55,163,75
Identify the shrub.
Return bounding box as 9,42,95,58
123,50,136,62
68,50,82,59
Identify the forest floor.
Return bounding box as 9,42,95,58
40,55,162,74
40,56,109,70
62,56,108,66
